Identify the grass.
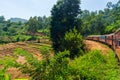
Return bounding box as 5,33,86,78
15,79,28,80
0,39,52,79
70,50,120,80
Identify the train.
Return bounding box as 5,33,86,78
87,29,120,50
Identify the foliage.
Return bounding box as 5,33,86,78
0,16,5,23
0,0,120,80
0,15,51,44
12,35,32,42
70,50,120,80
63,28,85,58
0,48,120,80
0,74,11,80
14,48,71,80
79,0,120,36
39,45,51,59
38,16,51,31
0,57,19,68
38,29,50,37
46,51,70,80
0,57,19,80
40,45,51,55
105,20,120,33
50,0,81,52
26,17,39,36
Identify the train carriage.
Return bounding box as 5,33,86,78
105,34,114,46
99,35,106,42
87,28,120,50
114,29,120,49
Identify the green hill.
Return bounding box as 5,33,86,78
9,18,28,23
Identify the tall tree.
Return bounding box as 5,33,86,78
26,17,39,36
0,16,5,23
50,0,81,52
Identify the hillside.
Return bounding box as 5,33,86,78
0,40,53,79
9,18,28,23
0,40,114,79
85,40,112,54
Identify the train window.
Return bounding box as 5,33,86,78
118,41,120,47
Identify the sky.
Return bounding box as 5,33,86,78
0,0,119,20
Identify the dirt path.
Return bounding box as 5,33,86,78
85,40,112,55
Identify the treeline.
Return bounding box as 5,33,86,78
0,16,51,43
80,1,120,36
0,0,120,43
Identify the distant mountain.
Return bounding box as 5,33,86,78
9,18,28,23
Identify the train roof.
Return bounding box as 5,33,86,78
115,28,120,34
88,33,114,37
88,35,101,37
88,28,120,37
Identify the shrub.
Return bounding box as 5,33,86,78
1,48,120,80
40,45,51,55
70,50,120,80
63,28,86,58
27,36,37,41
12,35,32,42
0,74,11,80
39,45,51,59
0,56,19,80
14,48,71,80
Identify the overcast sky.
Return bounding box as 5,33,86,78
0,0,118,20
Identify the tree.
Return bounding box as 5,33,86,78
50,0,81,52
63,28,85,58
26,17,39,36
0,16,5,23
107,2,113,9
